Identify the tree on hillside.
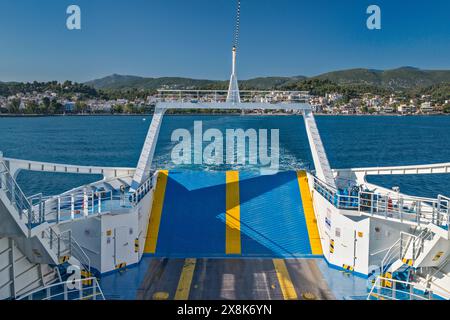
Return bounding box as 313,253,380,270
444,104,450,114
51,100,64,114
25,100,39,114
111,104,123,114
75,101,89,114
7,99,21,114
40,97,51,114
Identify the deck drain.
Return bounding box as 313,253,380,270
302,292,317,300
153,292,169,300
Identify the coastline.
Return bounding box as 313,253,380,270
0,112,448,118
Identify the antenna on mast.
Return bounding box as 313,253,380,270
227,0,241,104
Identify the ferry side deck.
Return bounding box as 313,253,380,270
98,170,365,300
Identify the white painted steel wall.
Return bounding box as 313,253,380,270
309,173,370,275
63,185,155,274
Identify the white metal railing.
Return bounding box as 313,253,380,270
313,176,359,210
41,229,72,261
359,191,446,226
70,236,91,274
0,160,41,227
17,278,105,300
367,276,434,300
157,89,310,104
130,173,155,205
313,175,450,228
27,189,132,225
400,230,433,262
438,195,450,221
380,239,401,274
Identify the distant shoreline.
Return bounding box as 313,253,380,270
0,112,448,118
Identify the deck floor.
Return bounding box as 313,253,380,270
147,170,317,258
99,170,368,300
135,258,335,300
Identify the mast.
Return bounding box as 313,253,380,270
226,1,241,104
226,46,241,104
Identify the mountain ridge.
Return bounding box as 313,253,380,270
85,67,450,91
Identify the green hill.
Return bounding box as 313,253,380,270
85,74,307,91
85,67,450,92
314,67,450,89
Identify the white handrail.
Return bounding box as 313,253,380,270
0,160,36,225
313,174,450,228
70,236,91,273
368,276,431,300
17,278,105,300
381,239,401,273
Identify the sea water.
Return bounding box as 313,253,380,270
0,115,449,198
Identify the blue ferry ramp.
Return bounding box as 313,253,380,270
238,171,316,258
144,170,322,259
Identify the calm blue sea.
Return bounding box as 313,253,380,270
0,115,449,198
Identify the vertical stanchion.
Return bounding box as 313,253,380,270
71,194,75,220
417,202,421,225
57,233,61,259
57,197,61,223
93,281,97,300
98,193,102,214
392,281,396,300
83,190,88,217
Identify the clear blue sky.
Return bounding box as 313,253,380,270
0,0,449,82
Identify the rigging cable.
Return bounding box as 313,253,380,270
233,0,241,51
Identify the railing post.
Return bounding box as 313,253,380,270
69,230,72,256
93,281,97,301
370,193,374,215
417,202,421,225
57,233,61,258
71,194,75,220
435,202,440,226
83,189,88,217
399,198,403,222
64,283,68,300
57,197,61,223
358,192,361,213
393,281,396,300
38,196,42,223
28,200,32,228
91,191,94,215
385,196,388,218
98,193,102,214
400,235,403,259
11,177,15,205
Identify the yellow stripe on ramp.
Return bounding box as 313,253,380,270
226,171,241,255
297,171,323,255
144,170,168,254
174,258,196,300
273,259,298,300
